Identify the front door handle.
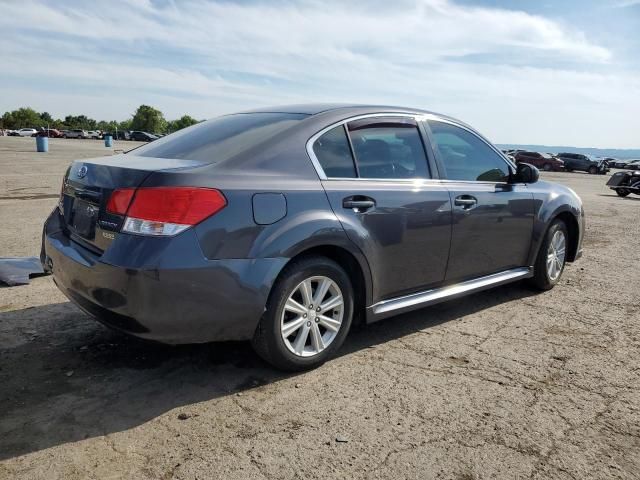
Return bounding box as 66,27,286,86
454,195,478,209
343,196,376,212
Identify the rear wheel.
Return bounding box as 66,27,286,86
252,256,354,371
529,219,568,291
616,188,630,197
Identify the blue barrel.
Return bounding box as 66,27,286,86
36,136,48,153
104,135,113,147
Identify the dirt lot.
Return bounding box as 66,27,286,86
0,136,638,479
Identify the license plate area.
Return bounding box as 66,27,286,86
71,199,99,238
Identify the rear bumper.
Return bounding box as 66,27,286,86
42,209,287,343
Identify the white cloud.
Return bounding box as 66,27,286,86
0,0,637,147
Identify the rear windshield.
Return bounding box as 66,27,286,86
132,112,308,162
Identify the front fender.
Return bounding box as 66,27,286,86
527,182,584,265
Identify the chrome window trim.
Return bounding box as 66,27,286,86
306,112,517,183
306,112,430,181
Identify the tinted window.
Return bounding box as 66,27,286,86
348,124,429,179
313,126,356,178
133,113,308,162
428,121,509,182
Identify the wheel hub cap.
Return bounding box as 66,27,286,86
280,276,344,358
546,230,566,281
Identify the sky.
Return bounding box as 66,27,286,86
1,0,639,148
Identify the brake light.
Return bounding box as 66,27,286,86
108,187,226,236
106,188,136,215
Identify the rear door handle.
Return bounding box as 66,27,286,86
454,195,478,209
343,196,376,212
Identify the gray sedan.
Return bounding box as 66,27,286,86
42,104,584,370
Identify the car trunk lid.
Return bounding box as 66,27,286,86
59,154,210,254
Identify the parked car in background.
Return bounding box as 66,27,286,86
624,160,640,170
556,153,608,174
64,129,88,139
514,151,564,171
15,128,38,137
130,131,158,142
41,104,585,370
612,160,629,168
87,131,102,140
603,158,617,168
103,131,131,141
607,170,640,197
33,129,63,138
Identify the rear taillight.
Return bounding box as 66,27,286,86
107,187,226,236
106,188,136,215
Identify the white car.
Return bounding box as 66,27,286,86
64,129,88,139
17,128,37,137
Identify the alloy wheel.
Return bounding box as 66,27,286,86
280,276,344,357
546,230,566,281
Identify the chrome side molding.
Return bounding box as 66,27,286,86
368,267,533,321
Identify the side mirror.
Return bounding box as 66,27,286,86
513,162,539,184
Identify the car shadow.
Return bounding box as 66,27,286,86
0,282,537,460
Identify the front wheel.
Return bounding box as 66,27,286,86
543,163,552,171
529,220,568,291
588,166,598,174
616,188,630,197
252,256,354,371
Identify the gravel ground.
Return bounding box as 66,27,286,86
0,136,638,479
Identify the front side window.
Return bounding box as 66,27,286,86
427,121,509,182
347,122,429,179
313,126,356,178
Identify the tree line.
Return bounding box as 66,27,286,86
0,105,200,134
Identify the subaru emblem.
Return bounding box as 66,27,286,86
77,165,88,178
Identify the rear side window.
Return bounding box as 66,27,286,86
133,113,308,162
313,126,356,178
348,123,429,179
428,120,509,182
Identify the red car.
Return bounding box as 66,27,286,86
32,129,64,138
514,151,564,172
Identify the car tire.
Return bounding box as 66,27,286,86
616,189,630,197
566,168,573,172
543,163,552,171
588,166,598,174
252,256,354,371
529,219,569,291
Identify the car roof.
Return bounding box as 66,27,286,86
237,103,472,129
238,102,443,117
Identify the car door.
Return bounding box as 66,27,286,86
424,119,535,283
309,116,452,302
